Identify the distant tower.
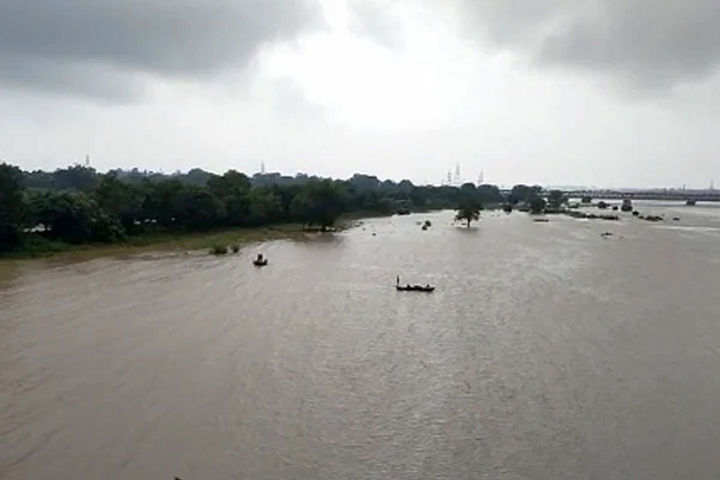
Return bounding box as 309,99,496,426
478,170,484,186
85,154,90,167
453,163,461,186
260,161,266,175
446,169,452,186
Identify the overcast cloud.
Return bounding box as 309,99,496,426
0,0,321,98
1,0,719,188
456,0,720,90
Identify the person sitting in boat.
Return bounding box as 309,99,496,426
256,253,264,261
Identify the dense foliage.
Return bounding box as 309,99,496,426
0,162,522,253
0,164,25,250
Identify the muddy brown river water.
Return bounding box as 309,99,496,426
2,203,720,479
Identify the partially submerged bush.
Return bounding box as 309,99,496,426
210,244,228,255
231,244,240,253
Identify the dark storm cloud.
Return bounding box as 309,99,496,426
0,0,321,99
459,0,720,89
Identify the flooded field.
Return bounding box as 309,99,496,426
3,202,720,479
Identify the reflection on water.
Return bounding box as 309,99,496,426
3,203,720,479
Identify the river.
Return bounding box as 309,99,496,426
2,202,720,479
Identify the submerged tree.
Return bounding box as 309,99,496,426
508,184,542,205
547,190,567,210
528,196,547,214
455,183,483,228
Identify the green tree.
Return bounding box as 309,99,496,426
410,186,430,208
476,184,504,204
348,174,380,192
223,193,249,226
23,169,54,190
29,191,123,243
94,174,144,231
455,183,483,228
290,179,347,230
397,179,414,198
183,168,213,186
508,184,542,205
0,163,26,251
141,179,186,227
207,170,252,226
246,188,283,225
207,170,251,198
179,187,225,230
455,202,482,227
528,196,547,214
547,190,567,209
270,184,303,220
53,164,99,192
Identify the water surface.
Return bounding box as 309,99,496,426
2,203,720,479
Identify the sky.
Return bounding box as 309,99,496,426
1,0,720,188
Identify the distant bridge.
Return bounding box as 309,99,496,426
563,190,720,202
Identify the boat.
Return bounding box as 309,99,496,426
396,284,435,292
395,276,434,292
253,254,268,266
686,199,696,206
621,198,633,212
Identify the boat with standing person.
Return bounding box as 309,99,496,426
253,253,268,266
395,276,435,292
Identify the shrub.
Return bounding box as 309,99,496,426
210,244,228,255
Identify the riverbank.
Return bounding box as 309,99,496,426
0,210,403,261
0,223,309,261
0,208,490,261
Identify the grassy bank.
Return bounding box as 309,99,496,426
0,209,451,261
0,223,308,260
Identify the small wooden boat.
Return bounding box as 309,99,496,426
396,284,435,292
395,276,434,292
253,254,268,267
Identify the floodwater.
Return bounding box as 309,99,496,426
3,202,720,479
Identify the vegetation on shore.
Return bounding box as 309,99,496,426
1,161,644,259
1,163,508,258
0,223,306,259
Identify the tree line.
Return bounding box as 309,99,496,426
2,163,540,253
